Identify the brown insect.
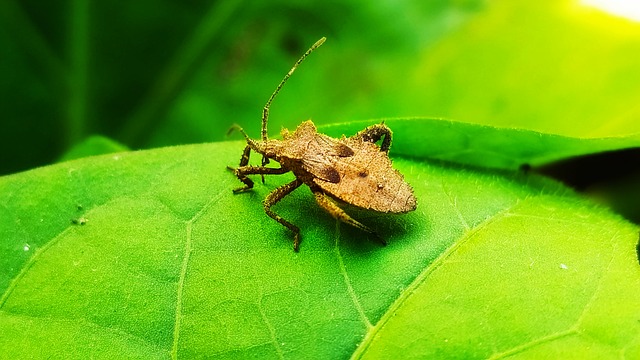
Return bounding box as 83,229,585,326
228,37,416,251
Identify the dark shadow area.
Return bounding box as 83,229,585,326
340,205,424,250
534,148,640,225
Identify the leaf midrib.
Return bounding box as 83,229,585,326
171,184,234,359
350,202,519,359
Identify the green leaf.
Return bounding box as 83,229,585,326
1,120,639,358
354,200,640,359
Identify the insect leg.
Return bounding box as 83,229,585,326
226,144,255,191
313,191,386,246
263,179,304,251
229,165,289,193
353,123,393,153
237,143,267,184
260,156,270,184
239,144,251,167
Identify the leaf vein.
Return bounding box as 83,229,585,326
442,181,470,230
334,221,373,330
0,218,79,309
488,329,577,359
171,185,233,359
0,311,160,350
351,201,521,359
258,299,285,360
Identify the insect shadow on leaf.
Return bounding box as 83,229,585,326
227,37,416,252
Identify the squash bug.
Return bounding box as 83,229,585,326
228,37,416,251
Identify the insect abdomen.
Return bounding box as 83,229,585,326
313,141,416,213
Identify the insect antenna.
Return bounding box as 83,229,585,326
261,37,326,143
227,124,251,141
227,124,259,149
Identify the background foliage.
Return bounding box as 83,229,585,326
2,0,640,174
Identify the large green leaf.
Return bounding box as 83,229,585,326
1,119,639,358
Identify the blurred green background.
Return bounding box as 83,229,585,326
2,0,640,176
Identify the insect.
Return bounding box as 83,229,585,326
228,37,416,251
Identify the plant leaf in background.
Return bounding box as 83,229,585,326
3,0,640,175
58,135,129,162
402,0,640,138
1,119,639,358
322,119,640,170
0,0,477,175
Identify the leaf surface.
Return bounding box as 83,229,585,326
1,120,639,359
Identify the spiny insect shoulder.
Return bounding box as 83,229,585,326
293,120,318,136
280,128,291,139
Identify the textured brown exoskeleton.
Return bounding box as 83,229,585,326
228,37,416,251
